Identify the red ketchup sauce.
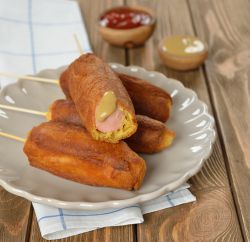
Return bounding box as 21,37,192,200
100,7,152,29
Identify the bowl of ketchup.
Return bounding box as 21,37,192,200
99,6,155,48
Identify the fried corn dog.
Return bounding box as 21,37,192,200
126,115,175,153
48,100,175,153
118,73,172,122
23,121,146,190
60,70,172,123
60,54,137,143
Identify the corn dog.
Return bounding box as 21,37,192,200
24,121,146,190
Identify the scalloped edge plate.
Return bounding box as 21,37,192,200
0,64,216,210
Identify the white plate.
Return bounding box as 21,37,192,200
0,64,215,210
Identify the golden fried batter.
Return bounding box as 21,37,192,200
60,54,137,143
49,100,175,153
24,121,146,190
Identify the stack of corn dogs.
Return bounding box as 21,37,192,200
23,53,175,190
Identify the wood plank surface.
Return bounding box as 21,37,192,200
138,188,240,242
78,0,126,63
28,1,136,242
126,0,243,241
0,187,32,242
1,0,248,241
188,0,250,240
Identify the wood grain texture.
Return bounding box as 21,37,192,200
28,0,135,242
0,187,32,242
139,188,240,242
1,0,247,242
188,0,250,240
127,0,243,241
77,0,126,62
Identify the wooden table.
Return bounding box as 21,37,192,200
1,0,249,241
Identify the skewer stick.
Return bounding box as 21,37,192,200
0,34,84,85
0,104,46,116
0,35,86,144
0,72,59,84
0,105,44,142
0,131,25,142
74,33,84,54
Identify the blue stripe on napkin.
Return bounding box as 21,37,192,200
0,16,82,26
38,205,141,223
58,208,67,230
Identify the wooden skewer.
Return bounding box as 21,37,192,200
0,131,25,142
0,104,46,116
74,33,84,54
0,35,87,144
0,72,59,84
0,34,84,85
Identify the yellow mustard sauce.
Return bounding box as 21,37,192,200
161,36,205,57
96,91,117,122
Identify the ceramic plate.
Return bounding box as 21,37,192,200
0,64,215,210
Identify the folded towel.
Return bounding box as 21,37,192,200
0,0,91,88
0,0,196,240
33,184,195,240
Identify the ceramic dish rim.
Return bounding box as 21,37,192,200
0,64,216,210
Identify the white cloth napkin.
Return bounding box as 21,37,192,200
0,0,196,240
33,184,195,240
0,0,91,88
